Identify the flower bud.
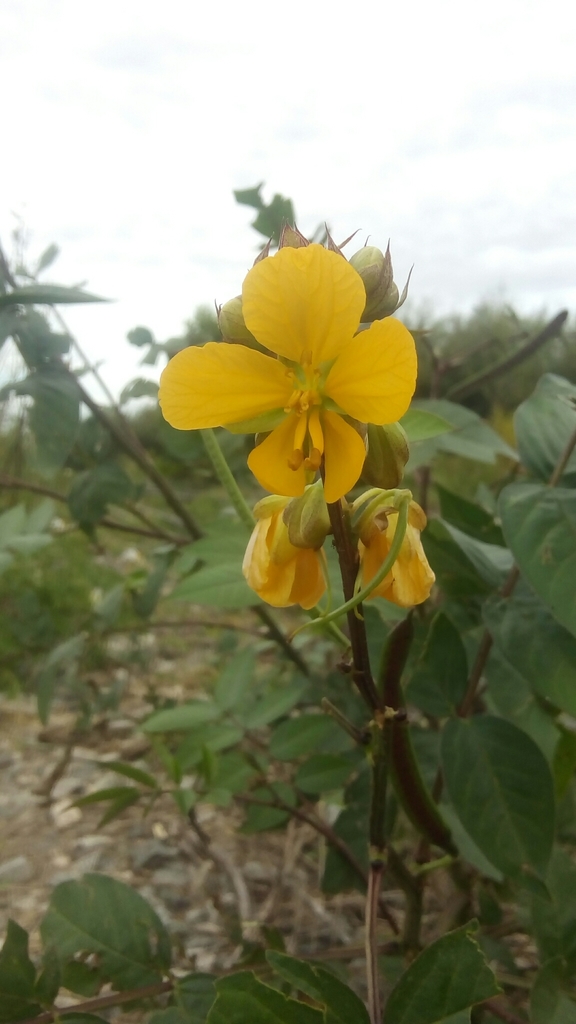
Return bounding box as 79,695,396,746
349,244,408,321
282,481,331,550
278,224,309,249
243,494,326,609
218,296,259,348
362,422,410,489
357,495,435,607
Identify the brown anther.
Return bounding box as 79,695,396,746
303,447,322,471
287,450,304,471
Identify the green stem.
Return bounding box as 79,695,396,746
201,429,256,530
301,496,410,631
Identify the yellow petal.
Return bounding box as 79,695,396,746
159,342,292,430
290,549,326,608
361,518,435,607
259,557,298,607
242,244,366,366
247,413,307,497
322,411,367,504
324,318,417,424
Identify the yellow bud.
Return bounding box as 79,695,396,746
282,481,331,550
218,296,259,347
357,495,435,607
362,422,410,489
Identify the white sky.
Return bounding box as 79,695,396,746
1,0,576,393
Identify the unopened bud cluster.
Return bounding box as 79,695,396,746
349,243,409,322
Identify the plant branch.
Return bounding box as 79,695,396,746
0,472,190,545
72,374,204,539
446,310,568,401
481,997,528,1024
252,604,311,676
366,863,384,1024
235,792,400,935
14,980,174,1024
326,498,380,710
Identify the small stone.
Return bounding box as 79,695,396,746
74,834,113,853
243,861,277,882
50,799,82,829
52,776,84,800
151,864,189,888
49,849,102,886
0,856,34,884
131,839,178,871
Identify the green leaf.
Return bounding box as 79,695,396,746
119,377,159,404
234,184,265,210
500,483,576,639
68,462,137,528
98,761,158,788
40,874,171,989
172,563,257,609
73,785,140,807
34,946,61,1007
322,769,370,895
175,725,244,771
554,730,576,800
400,408,452,443
439,804,502,882
0,284,106,307
422,520,500,598
142,700,220,733
484,587,576,718
35,243,60,275
406,613,468,716
441,716,555,878
132,551,172,619
149,973,216,1024
530,957,576,1024
531,848,576,965
295,754,355,795
437,486,505,546
439,521,513,588
240,679,309,729
12,369,80,474
25,498,56,534
383,922,500,1024
0,921,41,1023
484,643,559,761
210,751,257,795
269,714,351,761
408,399,517,469
127,325,155,347
241,783,297,834
207,971,322,1024
266,952,370,1023
93,583,125,627
214,649,256,711
514,373,576,486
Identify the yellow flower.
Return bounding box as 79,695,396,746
242,496,326,609
159,244,417,504
359,501,435,607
